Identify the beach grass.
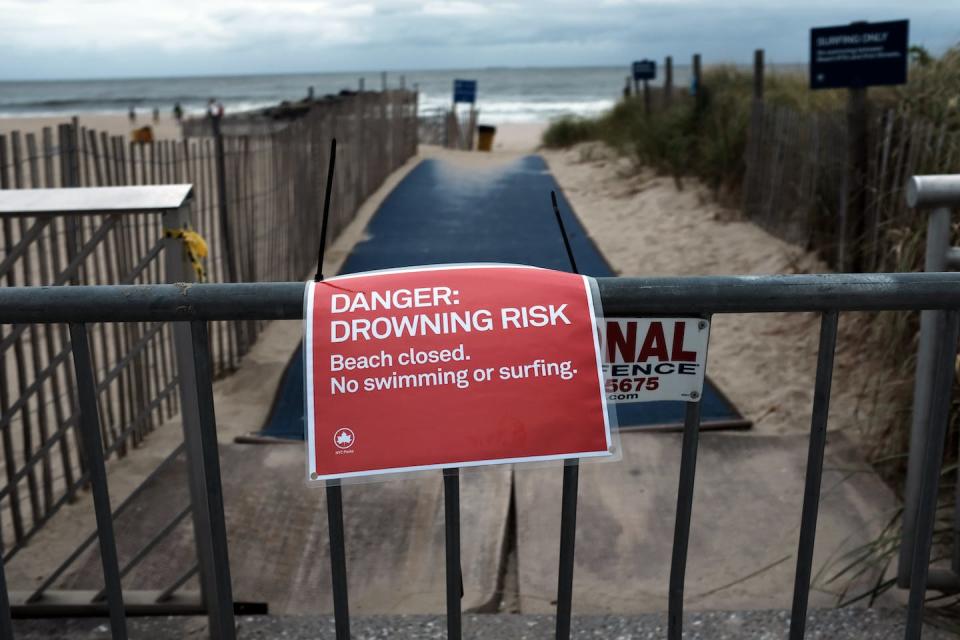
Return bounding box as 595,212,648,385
543,43,960,624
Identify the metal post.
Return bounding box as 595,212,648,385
444,468,462,640
69,323,128,640
789,311,838,639
899,206,952,587
164,203,236,638
187,320,236,639
668,400,703,639
555,459,579,640
326,481,351,640
0,543,11,640
905,310,960,638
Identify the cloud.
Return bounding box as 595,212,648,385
0,0,956,78
421,1,490,16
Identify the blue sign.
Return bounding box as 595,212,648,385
632,60,656,81
453,79,477,104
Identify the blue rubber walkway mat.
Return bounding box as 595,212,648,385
256,156,749,440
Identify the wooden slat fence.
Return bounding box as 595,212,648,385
0,89,418,555
742,104,960,272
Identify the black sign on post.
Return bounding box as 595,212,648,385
810,19,909,90
632,60,657,81
632,60,656,115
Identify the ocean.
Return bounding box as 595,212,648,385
0,66,703,123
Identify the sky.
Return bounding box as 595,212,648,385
0,0,957,80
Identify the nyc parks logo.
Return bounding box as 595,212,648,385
333,427,355,452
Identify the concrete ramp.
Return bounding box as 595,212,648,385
63,444,511,614
514,431,897,613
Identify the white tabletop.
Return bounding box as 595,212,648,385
0,185,193,215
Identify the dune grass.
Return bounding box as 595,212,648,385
543,45,960,626
543,45,958,192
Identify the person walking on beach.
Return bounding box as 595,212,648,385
207,98,224,120
128,105,136,123
173,102,183,122
207,98,225,135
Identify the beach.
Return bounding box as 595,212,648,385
4,111,892,609
0,108,885,446
0,112,183,141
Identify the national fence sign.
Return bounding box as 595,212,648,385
602,318,709,404
304,265,612,481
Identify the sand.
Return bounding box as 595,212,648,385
0,113,184,142
2,117,894,609
414,125,890,443
541,142,892,441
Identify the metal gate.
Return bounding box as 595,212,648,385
1,270,960,639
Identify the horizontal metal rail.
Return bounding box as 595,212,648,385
906,174,960,209
1,273,957,640
1,273,960,324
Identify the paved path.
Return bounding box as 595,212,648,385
261,154,744,439
52,153,902,621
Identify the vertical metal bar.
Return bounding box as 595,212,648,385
899,206,951,587
326,481,351,640
555,458,579,640
668,400,703,640
443,468,462,640
164,204,235,639
0,135,26,545
68,322,127,640
789,311,839,640
187,320,236,640
0,539,12,640
905,309,960,639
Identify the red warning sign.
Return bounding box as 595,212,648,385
305,265,611,481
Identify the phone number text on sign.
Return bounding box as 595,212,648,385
602,318,710,403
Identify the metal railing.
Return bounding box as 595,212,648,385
0,185,192,560
1,271,959,639
900,174,960,594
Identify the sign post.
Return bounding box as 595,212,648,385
810,19,908,270
451,79,478,150
632,59,657,115
304,264,612,481
452,79,477,105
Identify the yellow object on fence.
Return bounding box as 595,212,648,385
163,227,209,281
131,126,154,143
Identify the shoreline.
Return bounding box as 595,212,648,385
0,113,185,141
0,112,548,153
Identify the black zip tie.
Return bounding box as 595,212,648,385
315,138,338,282
550,190,579,275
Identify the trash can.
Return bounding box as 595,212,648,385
477,125,496,152
131,126,154,143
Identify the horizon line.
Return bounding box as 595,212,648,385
0,61,810,84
